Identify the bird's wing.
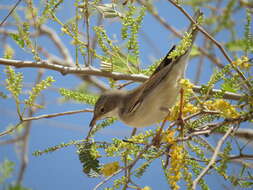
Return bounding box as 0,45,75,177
126,55,181,113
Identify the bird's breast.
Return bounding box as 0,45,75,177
120,80,182,128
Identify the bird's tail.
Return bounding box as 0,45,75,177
151,10,202,76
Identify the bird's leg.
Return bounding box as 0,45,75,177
152,111,170,148
131,128,137,136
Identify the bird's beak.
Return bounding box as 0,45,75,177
89,116,97,127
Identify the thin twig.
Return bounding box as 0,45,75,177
84,0,91,66
17,68,44,185
0,0,22,27
16,109,31,185
176,113,253,143
214,128,253,141
136,0,223,68
168,0,232,63
0,109,93,137
192,126,234,189
39,25,73,64
192,85,243,101
0,136,23,145
0,58,148,82
0,122,24,137
23,109,93,121
167,0,252,89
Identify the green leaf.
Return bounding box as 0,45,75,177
190,46,201,57
225,39,253,52
94,3,122,18
10,33,25,48
0,159,14,184
59,88,98,105
134,161,150,178
25,76,55,106
5,66,23,100
77,143,100,177
221,82,238,93
91,118,116,136
6,184,32,190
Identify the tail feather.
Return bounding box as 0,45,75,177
151,10,202,76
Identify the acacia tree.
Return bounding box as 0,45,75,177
0,0,253,190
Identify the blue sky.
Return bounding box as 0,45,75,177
0,0,251,190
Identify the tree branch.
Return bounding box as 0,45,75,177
192,126,234,189
167,0,252,89
39,25,74,64
23,109,93,121
0,58,148,81
0,0,22,27
0,58,244,100
137,0,223,68
0,109,93,137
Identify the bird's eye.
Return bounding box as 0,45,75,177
100,107,105,113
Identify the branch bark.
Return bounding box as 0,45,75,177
0,58,244,100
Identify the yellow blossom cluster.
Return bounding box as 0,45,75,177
182,103,199,115
166,79,198,121
179,79,194,94
162,128,186,190
167,102,199,121
162,130,176,144
204,99,239,118
168,144,184,190
232,56,251,70
100,161,120,177
61,27,69,34
4,45,14,59
141,186,152,190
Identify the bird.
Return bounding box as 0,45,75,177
89,11,201,130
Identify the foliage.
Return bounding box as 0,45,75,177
4,185,32,190
77,142,101,177
5,66,23,101
0,0,253,190
59,88,98,105
0,159,14,184
25,76,55,106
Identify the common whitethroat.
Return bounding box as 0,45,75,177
90,11,201,130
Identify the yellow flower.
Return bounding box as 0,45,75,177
4,45,14,59
213,99,230,110
166,101,199,122
232,56,251,70
141,186,152,190
61,27,68,34
179,79,194,93
166,104,179,121
163,130,176,144
168,144,184,190
203,100,213,107
101,161,120,177
204,99,239,119
183,103,199,115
